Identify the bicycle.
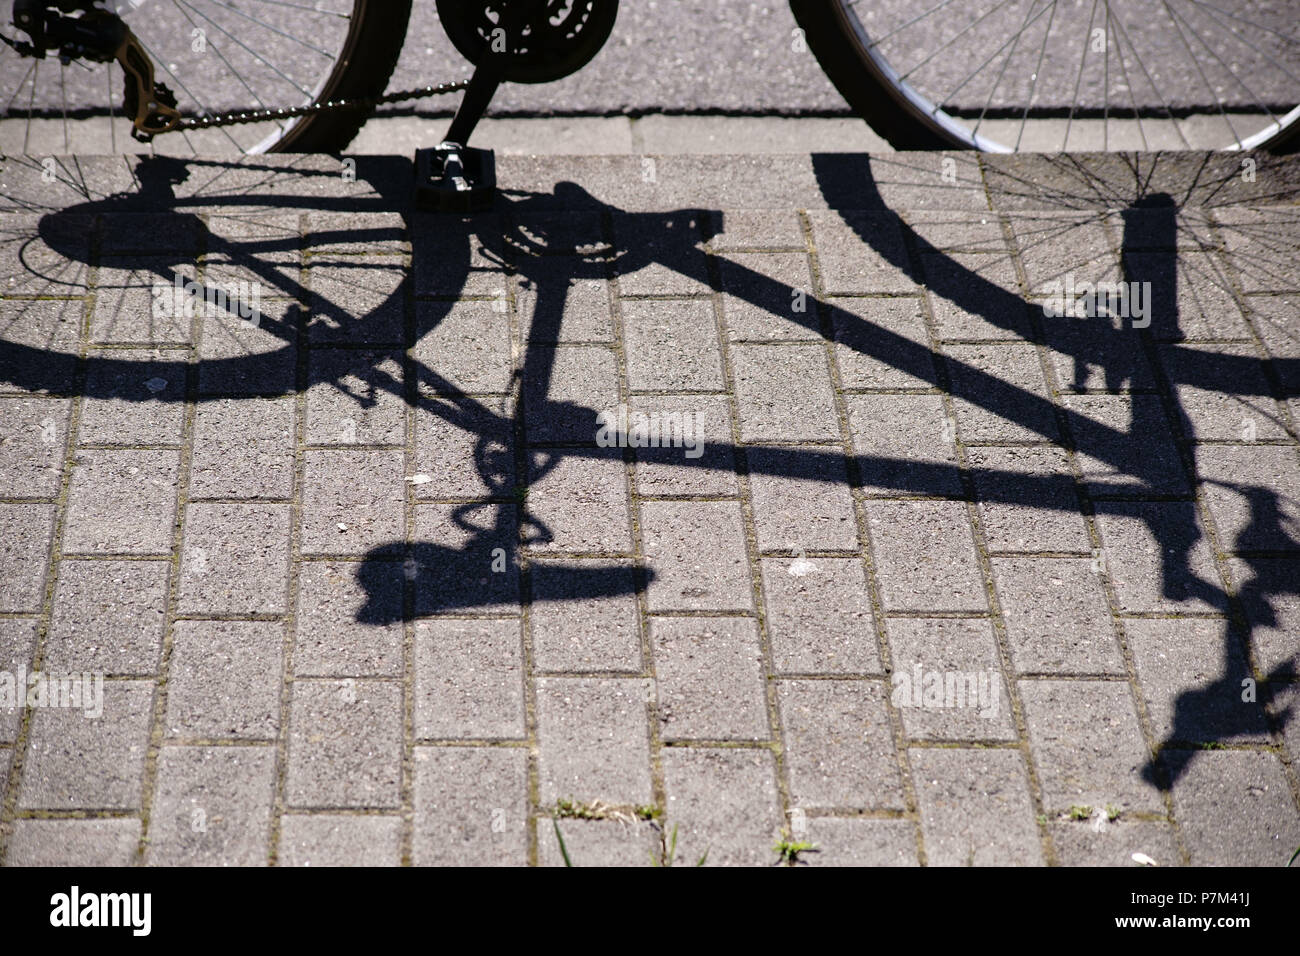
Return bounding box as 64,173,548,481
2,0,1298,164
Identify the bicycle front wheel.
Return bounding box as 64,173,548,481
0,0,411,154
792,0,1300,152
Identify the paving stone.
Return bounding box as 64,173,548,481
0,619,37,742
91,260,196,344
305,211,407,255
1217,207,1300,294
197,310,297,395
305,349,405,445
412,394,515,499
530,559,641,673
761,558,878,674
178,503,291,615
411,503,521,616
0,298,83,394
923,253,1030,342
886,618,1014,740
526,449,631,555
718,252,818,341
1226,557,1300,676
415,619,525,740
708,210,805,251
944,343,1059,442
640,500,752,613
79,352,186,445
905,210,1007,254
411,213,508,298
992,557,1124,675
802,818,919,866
63,450,179,555
521,345,620,443
1126,618,1271,746
412,300,514,394
5,818,142,866
306,257,406,344
0,397,69,496
829,296,937,390
611,213,711,296
846,394,962,497
1195,445,1300,552
536,677,653,805
1060,394,1190,495
0,216,91,298
1095,503,1223,613
807,211,916,294
100,214,200,256
145,746,276,866
18,679,153,810
747,447,858,552
778,679,903,810
1011,213,1121,295
1020,679,1165,814
729,343,839,442
286,680,403,809
189,397,295,499
165,620,283,741
621,298,724,391
1246,294,1300,393
1041,318,1156,392
866,500,987,612
1049,820,1181,867
516,267,613,343
1123,251,1252,341
1170,750,1300,866
295,561,404,677
661,747,783,867
909,747,1045,866
628,394,737,496
278,814,402,867
1163,346,1287,441
0,504,54,612
45,559,168,675
301,450,405,556
650,617,768,741
967,447,1092,553
538,817,659,867
412,746,528,866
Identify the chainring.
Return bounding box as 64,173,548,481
436,0,618,84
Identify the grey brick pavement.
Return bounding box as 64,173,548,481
0,150,1297,866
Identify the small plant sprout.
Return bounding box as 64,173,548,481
773,829,818,866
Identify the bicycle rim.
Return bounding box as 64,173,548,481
828,0,1300,152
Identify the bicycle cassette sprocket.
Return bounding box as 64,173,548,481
436,0,618,84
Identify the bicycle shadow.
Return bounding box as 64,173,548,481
2,150,1296,793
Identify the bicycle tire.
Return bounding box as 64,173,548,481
791,0,1300,154
267,0,413,153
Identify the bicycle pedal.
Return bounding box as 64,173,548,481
414,143,496,213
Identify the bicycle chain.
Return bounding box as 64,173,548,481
175,78,473,131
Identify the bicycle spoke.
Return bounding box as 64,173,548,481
973,0,1045,137
898,0,1022,85
205,0,336,59
1160,0,1241,149
1014,0,1059,151
1106,1,1147,151
1063,0,1101,152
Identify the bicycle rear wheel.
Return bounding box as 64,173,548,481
792,0,1300,152
0,0,410,154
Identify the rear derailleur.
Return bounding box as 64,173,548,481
5,0,180,141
